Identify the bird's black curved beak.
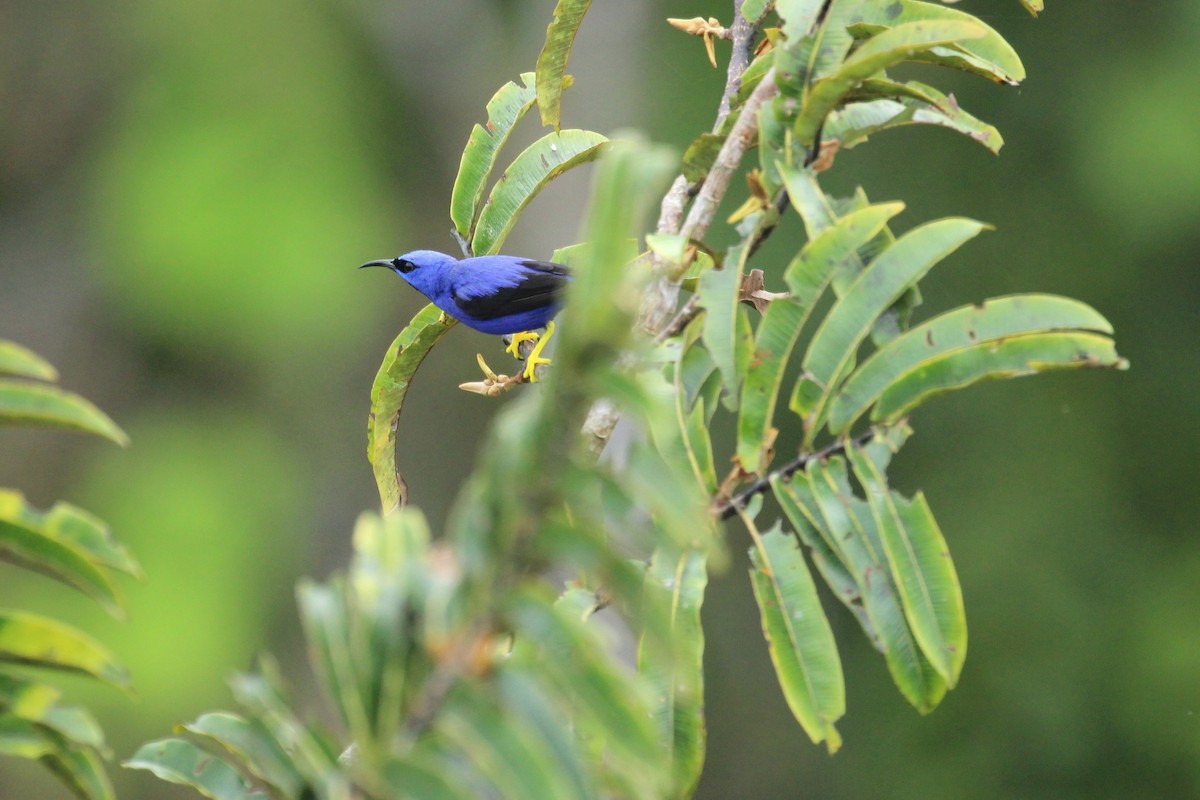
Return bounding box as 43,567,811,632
359,259,395,270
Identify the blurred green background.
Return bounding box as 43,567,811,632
1,1,1197,797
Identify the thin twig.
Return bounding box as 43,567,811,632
716,429,877,520
657,295,702,341
403,624,490,739
716,0,760,126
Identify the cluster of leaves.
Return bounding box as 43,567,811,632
666,0,1123,752
0,340,136,798
128,0,1124,798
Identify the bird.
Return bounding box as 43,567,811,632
359,249,571,382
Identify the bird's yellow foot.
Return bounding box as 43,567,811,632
505,330,540,358
522,321,556,382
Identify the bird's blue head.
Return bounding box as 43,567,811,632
359,249,456,298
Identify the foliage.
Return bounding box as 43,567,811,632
0,341,135,799
128,0,1124,798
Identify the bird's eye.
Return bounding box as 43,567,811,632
394,259,417,274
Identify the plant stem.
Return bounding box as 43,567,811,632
715,429,877,520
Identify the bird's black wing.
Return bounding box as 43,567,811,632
453,259,571,321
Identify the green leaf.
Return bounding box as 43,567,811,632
873,331,1127,423
793,20,987,147
746,522,844,752
1021,0,1043,16
379,753,480,800
846,445,966,684
779,168,903,300
699,246,751,408
367,303,458,513
125,738,253,800
0,380,128,446
681,132,725,184
742,0,774,25
450,73,540,242
829,294,1114,432
0,340,56,380
181,712,305,800
508,589,664,786
798,217,986,439
736,199,904,473
440,684,582,800
0,714,53,758
0,610,129,689
0,490,139,579
229,661,346,794
296,580,370,744
827,83,1004,154
638,544,708,797
535,0,592,129
0,674,106,751
0,515,124,618
44,501,140,578
775,0,824,39
847,0,1026,84
346,509,430,744
472,130,607,256
772,457,947,712
43,737,115,800
844,77,944,106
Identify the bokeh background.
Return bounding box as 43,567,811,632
2,1,1197,797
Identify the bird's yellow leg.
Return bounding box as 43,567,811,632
522,321,556,382
505,330,540,358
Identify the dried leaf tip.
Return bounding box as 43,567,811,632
667,17,730,68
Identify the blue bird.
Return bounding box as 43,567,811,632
360,249,571,381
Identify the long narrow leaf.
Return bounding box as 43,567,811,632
440,684,581,800
230,663,348,797
746,521,844,752
698,246,748,406
125,738,252,800
827,82,1003,154
471,130,608,256
0,340,56,380
774,0,823,39
535,0,592,129
0,380,127,446
367,303,458,513
793,21,987,146
296,580,370,745
798,217,986,438
871,331,1126,423
0,610,129,689
507,589,665,789
0,675,106,751
495,667,595,799
638,544,708,797
830,294,1114,432
450,73,540,242
182,712,304,800
847,0,1025,84
846,445,966,684
0,516,124,617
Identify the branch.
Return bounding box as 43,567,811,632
716,429,877,520
716,0,760,126
580,3,774,454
